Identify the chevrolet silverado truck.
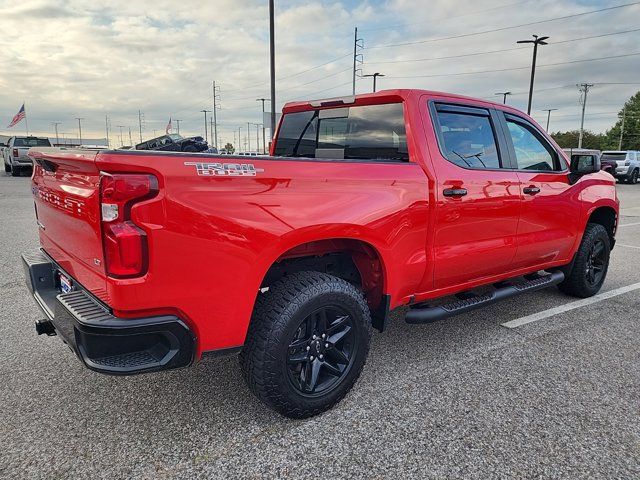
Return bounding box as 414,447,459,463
23,89,618,418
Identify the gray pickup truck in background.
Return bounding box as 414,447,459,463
3,136,52,176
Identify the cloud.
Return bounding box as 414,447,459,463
0,0,637,146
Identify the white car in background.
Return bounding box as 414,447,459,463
600,150,640,184
3,136,52,176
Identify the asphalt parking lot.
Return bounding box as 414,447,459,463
1,172,639,479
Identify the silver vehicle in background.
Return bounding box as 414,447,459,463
600,150,640,184
3,136,52,176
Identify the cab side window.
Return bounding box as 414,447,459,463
505,118,561,171
434,105,502,169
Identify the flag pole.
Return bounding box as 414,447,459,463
24,101,29,136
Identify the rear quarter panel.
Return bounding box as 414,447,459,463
95,151,430,353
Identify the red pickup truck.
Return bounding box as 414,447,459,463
24,89,618,418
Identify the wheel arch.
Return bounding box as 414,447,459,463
586,204,618,247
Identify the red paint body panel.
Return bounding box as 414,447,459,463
28,89,619,358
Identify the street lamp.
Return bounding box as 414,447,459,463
201,110,211,142
517,34,549,115
542,108,558,132
363,72,385,92
494,91,512,104
256,98,271,154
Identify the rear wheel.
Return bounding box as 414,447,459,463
240,271,372,418
630,169,639,184
10,166,20,177
558,223,610,298
4,162,10,173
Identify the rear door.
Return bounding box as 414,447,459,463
498,112,578,269
427,102,521,290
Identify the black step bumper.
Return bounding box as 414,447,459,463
22,250,195,375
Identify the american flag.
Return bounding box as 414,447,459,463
165,117,172,134
7,104,26,128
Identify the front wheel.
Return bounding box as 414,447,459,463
558,223,611,298
630,169,639,184
240,271,372,418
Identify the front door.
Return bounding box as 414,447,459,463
427,103,521,290
500,112,578,269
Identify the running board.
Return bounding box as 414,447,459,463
405,271,565,324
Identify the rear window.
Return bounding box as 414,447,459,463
274,103,408,161
14,137,51,147
601,153,627,162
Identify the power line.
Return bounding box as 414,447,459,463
365,2,640,49
385,51,640,79
364,27,640,66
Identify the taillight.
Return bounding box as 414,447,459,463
12,148,18,157
100,173,158,278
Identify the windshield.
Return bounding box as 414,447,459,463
601,153,627,162
13,137,51,147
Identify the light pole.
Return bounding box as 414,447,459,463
253,123,262,154
517,35,549,115
269,0,276,138
116,125,125,147
75,117,84,144
494,91,512,104
257,98,271,154
363,72,384,92
247,122,251,152
51,122,61,146
201,110,211,142
542,108,558,132
175,119,182,135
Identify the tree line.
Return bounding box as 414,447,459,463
551,91,640,151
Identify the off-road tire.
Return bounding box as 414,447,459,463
4,162,10,173
11,166,20,177
558,223,610,298
630,169,639,184
240,271,372,418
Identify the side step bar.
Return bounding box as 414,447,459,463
405,271,565,324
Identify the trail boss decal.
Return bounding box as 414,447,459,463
184,162,264,177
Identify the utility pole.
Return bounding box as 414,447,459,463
212,80,221,149
517,35,549,115
116,125,125,147
51,122,61,146
619,107,626,150
75,117,84,144
542,108,558,132
577,83,594,148
352,27,364,95
138,110,144,143
253,123,262,153
363,72,384,92
175,119,181,135
105,116,110,148
128,127,133,146
257,98,270,154
247,122,251,152
201,110,211,142
269,0,276,138
494,91,512,104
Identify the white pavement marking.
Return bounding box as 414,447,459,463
618,243,640,250
501,282,640,328
619,221,640,228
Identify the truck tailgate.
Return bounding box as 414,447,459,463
29,148,107,302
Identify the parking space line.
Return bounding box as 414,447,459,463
618,243,640,250
619,221,640,228
501,282,640,328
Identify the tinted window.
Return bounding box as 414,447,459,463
274,103,408,161
436,110,501,169
506,120,558,171
601,153,627,162
14,137,51,147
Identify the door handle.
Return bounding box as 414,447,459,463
443,188,467,197
523,186,541,195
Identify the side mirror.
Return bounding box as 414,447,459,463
570,154,600,175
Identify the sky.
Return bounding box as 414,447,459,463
0,0,638,149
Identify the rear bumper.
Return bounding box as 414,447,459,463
11,155,33,167
22,250,195,375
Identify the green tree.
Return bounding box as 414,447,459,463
550,130,606,150
224,142,235,153
603,91,640,150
